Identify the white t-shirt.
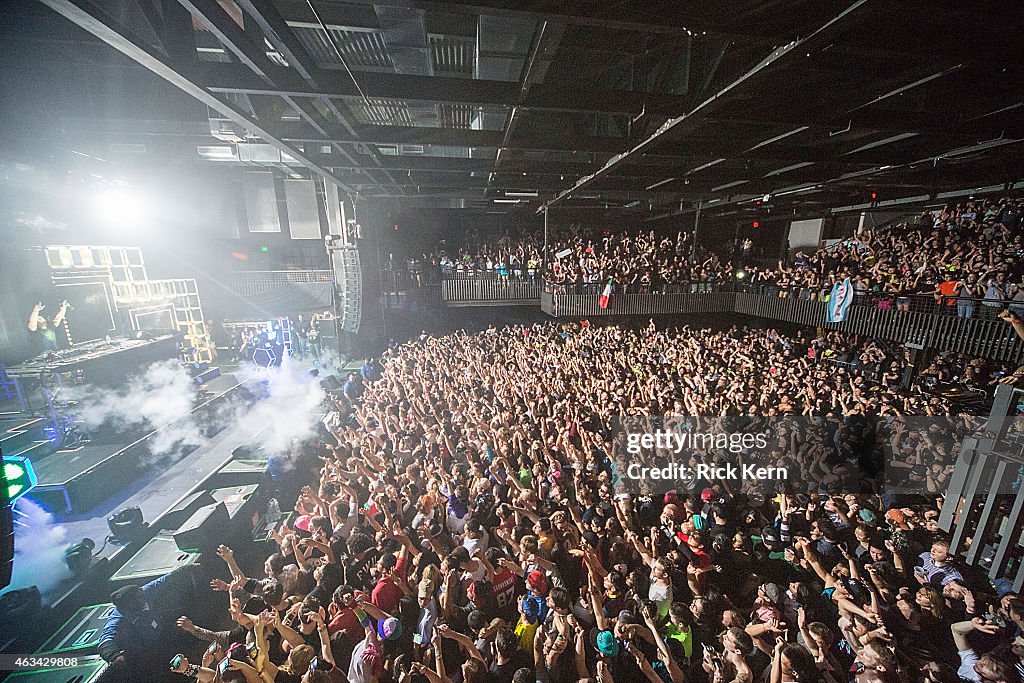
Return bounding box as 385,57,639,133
333,502,359,539
958,648,980,683
649,567,673,617
348,636,381,683
463,529,490,556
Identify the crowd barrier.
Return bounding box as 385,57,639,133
542,284,1024,362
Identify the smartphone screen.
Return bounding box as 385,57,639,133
170,655,182,671
219,658,231,674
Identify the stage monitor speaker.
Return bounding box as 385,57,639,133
319,375,342,392
0,586,42,645
173,501,229,552
36,602,116,656
161,490,217,531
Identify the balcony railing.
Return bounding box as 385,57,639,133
442,277,541,305
541,282,1024,362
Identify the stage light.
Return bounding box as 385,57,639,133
870,192,878,200
260,246,269,252
736,270,747,280
2,455,37,503
93,186,147,226
752,221,760,228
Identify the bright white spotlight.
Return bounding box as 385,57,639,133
93,186,148,226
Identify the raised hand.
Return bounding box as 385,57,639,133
170,655,190,674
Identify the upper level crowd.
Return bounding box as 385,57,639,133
391,197,1024,316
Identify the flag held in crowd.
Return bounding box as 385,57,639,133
599,279,613,309
826,277,854,323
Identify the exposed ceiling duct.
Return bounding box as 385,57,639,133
373,4,432,76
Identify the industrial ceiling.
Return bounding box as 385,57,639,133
3,0,1023,220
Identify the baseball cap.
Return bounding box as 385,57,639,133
590,628,620,657
377,617,402,641
761,526,781,548
527,570,548,594
886,508,910,530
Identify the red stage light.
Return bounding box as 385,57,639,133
752,221,760,228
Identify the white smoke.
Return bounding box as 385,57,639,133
67,357,328,463
14,212,67,232
68,359,204,457
6,499,70,597
231,358,327,454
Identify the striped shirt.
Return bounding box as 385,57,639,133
917,551,964,586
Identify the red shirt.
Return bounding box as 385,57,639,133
491,568,518,612
328,607,362,638
371,554,408,613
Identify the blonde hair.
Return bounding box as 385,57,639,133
281,644,314,674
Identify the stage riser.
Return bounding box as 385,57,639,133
31,379,248,514
35,603,115,657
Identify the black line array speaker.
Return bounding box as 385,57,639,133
173,501,229,552
161,490,218,531
328,245,361,334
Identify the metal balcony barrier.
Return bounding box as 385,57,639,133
441,277,541,305
542,282,1024,362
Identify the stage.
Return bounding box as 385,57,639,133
24,371,246,515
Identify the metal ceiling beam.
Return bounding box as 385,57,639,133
36,0,356,193
541,0,870,211
233,0,314,81
489,19,566,195
347,0,779,41
233,0,410,196
177,0,275,81
273,121,627,153
303,154,494,173
197,62,690,115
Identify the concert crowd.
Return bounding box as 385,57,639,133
97,320,1024,683
393,197,1024,316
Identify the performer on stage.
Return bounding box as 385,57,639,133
27,299,69,353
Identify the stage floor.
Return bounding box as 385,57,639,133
35,417,267,604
